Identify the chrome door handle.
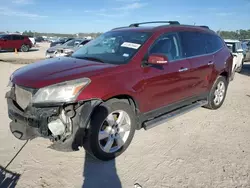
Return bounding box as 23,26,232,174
178,67,189,72
208,61,214,65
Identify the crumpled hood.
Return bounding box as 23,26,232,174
12,57,117,88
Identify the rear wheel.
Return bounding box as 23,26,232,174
205,76,228,110
20,44,29,52
84,101,136,161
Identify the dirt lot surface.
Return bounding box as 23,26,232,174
0,61,250,188
0,42,48,64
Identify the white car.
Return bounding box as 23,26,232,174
224,39,244,79
28,37,36,47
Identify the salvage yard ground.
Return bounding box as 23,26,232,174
0,42,48,64
0,55,250,187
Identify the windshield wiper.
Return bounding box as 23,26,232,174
75,56,105,63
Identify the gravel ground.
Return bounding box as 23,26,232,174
0,43,48,64
0,61,250,188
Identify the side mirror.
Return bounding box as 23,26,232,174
148,54,168,65
237,49,244,53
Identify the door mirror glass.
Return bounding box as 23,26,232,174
148,54,168,64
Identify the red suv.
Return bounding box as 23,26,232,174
6,21,233,161
0,34,32,52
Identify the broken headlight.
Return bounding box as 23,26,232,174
32,78,91,104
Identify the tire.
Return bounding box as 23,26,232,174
204,76,228,110
84,101,136,161
20,44,29,52
236,60,244,73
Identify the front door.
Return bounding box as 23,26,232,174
0,35,12,50
141,32,193,112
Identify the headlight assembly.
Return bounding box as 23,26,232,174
32,78,91,104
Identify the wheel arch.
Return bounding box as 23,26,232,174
220,71,229,82
104,94,140,114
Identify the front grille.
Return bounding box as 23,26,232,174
15,85,33,110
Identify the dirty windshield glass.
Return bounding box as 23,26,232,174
71,31,151,64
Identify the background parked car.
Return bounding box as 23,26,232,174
242,42,250,62
0,33,32,52
50,37,74,47
225,39,244,76
28,37,36,47
55,39,91,57
45,38,86,58
35,36,45,42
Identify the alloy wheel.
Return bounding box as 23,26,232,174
98,110,131,153
214,81,226,106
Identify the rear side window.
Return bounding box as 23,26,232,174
12,35,24,40
12,35,21,40
149,33,181,62
205,34,223,53
179,31,206,57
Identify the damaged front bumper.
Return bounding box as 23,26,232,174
5,90,102,152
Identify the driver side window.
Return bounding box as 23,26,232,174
149,33,181,62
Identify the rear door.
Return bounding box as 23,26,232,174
178,31,214,96
12,35,23,49
141,32,192,112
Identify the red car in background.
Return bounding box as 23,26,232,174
0,34,32,52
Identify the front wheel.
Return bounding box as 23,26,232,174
204,76,228,110
84,101,136,161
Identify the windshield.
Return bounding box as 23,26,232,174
225,42,236,53
63,39,82,47
71,31,151,65
242,42,248,50
55,38,65,42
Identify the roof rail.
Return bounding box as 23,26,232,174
199,25,210,29
111,26,130,30
129,21,180,27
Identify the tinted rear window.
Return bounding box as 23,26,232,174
205,34,223,53
179,31,223,57
179,31,206,57
12,35,21,40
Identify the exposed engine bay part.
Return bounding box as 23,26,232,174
48,107,75,141
6,92,103,152
48,119,65,136
48,99,102,151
